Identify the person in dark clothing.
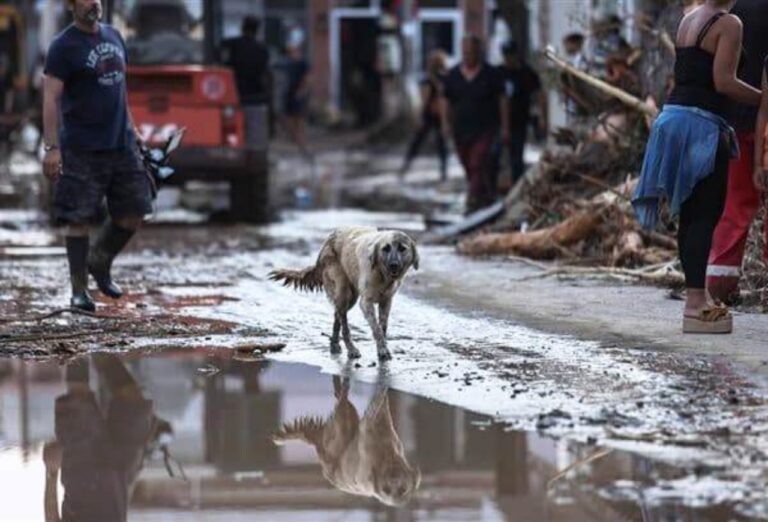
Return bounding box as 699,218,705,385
43,354,172,522
0,51,12,113
399,50,449,182
221,16,271,148
707,0,768,303
442,35,508,214
633,0,761,334
279,42,310,155
43,0,153,312
499,41,544,186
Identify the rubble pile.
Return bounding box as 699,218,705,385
456,10,768,304
458,114,679,272
741,209,768,311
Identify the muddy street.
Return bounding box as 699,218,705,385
1,209,768,520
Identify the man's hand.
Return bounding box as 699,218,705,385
43,149,62,181
754,167,767,192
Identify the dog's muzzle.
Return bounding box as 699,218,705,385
387,262,402,276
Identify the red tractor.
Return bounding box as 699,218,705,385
107,0,270,222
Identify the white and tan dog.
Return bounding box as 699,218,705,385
269,227,419,360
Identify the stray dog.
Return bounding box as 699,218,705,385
269,227,419,360
273,376,421,506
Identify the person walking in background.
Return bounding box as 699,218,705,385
706,0,768,304
441,35,508,214
399,50,449,182
279,38,311,157
221,16,271,149
499,41,545,187
560,32,591,129
633,0,761,334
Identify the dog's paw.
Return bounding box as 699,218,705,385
377,350,392,361
348,347,362,359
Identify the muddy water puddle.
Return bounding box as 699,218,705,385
0,350,752,521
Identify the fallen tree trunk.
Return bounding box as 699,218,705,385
544,46,659,118
457,206,605,258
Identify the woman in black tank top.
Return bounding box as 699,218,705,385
667,12,728,116
633,0,761,333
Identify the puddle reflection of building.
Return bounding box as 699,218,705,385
203,358,281,472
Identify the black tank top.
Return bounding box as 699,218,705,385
667,12,727,117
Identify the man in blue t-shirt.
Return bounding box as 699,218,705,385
43,0,152,312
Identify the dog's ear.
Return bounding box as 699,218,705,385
369,241,381,269
409,239,420,270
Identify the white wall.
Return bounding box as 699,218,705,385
528,0,592,129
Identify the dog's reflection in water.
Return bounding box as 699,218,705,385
273,376,421,506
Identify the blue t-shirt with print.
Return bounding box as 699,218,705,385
44,24,135,151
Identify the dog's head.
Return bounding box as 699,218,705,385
372,460,422,507
371,231,420,278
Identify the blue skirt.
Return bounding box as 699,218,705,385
632,104,738,230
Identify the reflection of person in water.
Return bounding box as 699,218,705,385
273,375,421,507
43,355,172,522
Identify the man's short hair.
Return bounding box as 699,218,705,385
563,32,585,46
462,34,485,54
242,16,261,36
502,40,519,56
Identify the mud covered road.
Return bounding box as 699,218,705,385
2,209,768,520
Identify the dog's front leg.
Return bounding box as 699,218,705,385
339,311,361,359
361,298,390,360
330,313,342,354
378,297,392,338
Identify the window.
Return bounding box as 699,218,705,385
112,0,205,65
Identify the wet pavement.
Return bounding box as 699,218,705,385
0,351,753,521
1,209,768,520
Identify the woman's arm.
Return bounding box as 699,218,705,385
754,69,768,191
712,15,762,106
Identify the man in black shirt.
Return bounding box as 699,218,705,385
499,41,543,186
221,16,271,147
707,0,768,303
442,35,508,213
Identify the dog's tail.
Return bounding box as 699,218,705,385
272,416,325,447
268,265,323,292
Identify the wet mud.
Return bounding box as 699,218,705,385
1,210,768,518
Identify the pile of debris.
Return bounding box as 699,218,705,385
741,210,768,311
447,11,768,306
450,12,687,285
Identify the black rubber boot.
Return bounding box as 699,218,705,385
66,236,96,313
88,221,136,299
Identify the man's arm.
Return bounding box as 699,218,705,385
754,69,768,191
499,94,510,144
498,69,510,143
440,94,452,139
42,74,64,180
